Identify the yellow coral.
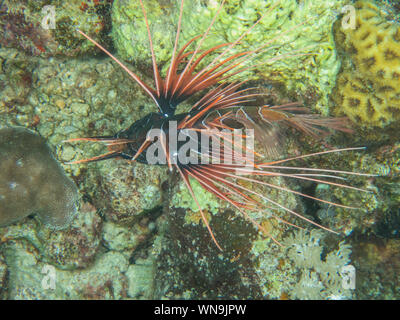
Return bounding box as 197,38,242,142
332,0,400,127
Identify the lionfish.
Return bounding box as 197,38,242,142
67,0,370,250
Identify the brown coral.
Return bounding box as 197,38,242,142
0,126,78,228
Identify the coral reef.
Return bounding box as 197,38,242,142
0,0,112,56
153,200,354,300
0,45,163,299
284,230,353,299
0,3,49,56
151,126,398,299
152,174,310,299
0,126,78,229
125,257,155,299
170,168,302,246
86,160,168,225
0,48,36,113
2,239,130,299
331,0,400,127
0,0,398,301
1,202,102,270
50,0,113,56
249,229,353,299
36,202,102,269
0,207,155,299
312,143,400,236
111,0,348,113
153,206,264,299
352,236,400,299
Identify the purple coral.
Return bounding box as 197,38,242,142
0,1,49,55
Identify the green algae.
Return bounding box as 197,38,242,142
171,177,223,218
112,0,349,113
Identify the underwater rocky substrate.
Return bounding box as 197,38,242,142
0,0,399,300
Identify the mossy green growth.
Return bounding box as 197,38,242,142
171,177,223,221
111,0,177,67
112,0,348,113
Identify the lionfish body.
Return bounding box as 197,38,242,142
69,0,370,250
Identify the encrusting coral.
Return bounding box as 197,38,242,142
111,0,348,113
0,126,78,229
332,0,400,127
